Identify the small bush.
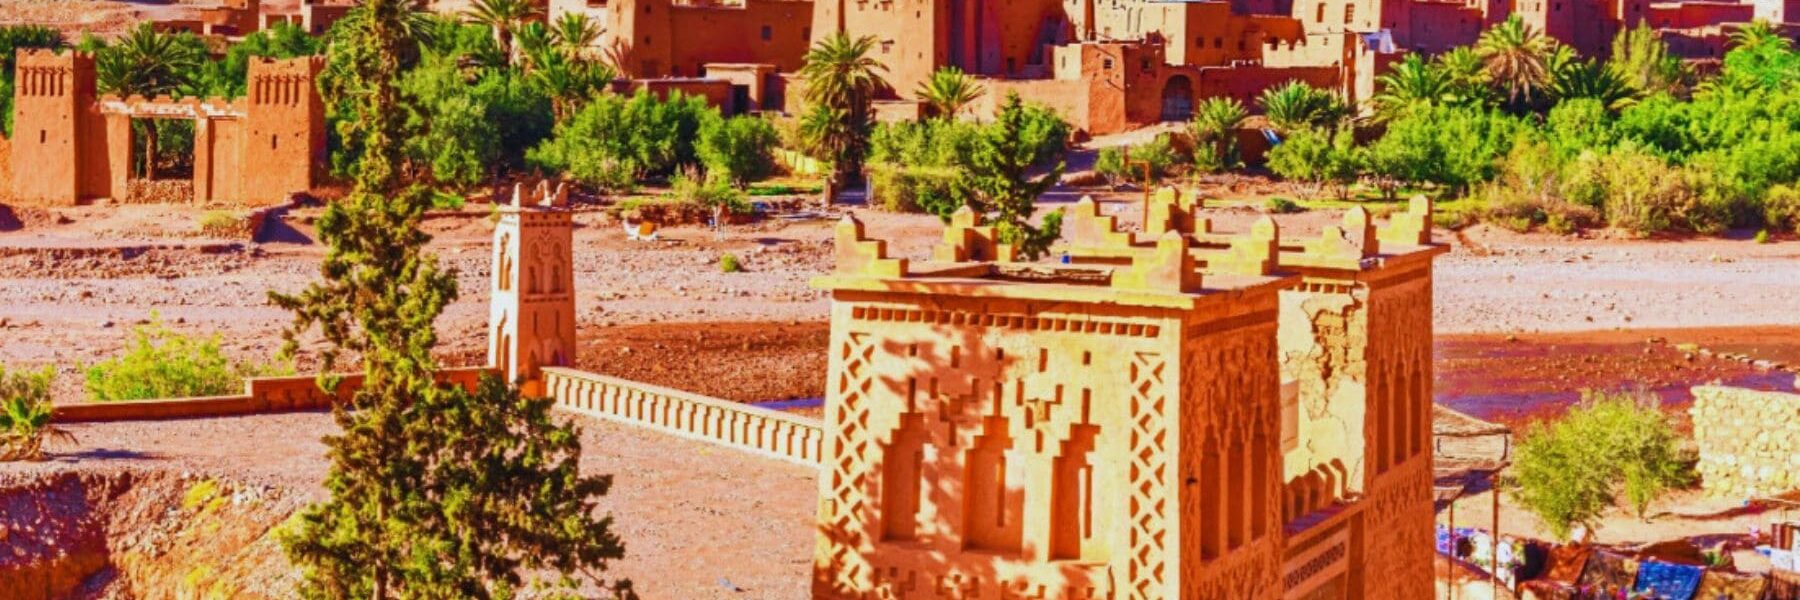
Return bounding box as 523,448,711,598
1265,197,1303,214
698,114,780,188
1506,391,1692,542
1765,184,1800,234
0,364,70,461
197,210,246,238
1755,229,1772,244
719,253,741,273
1094,135,1182,185
84,316,292,402
668,170,750,215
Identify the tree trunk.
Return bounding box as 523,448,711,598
144,121,158,181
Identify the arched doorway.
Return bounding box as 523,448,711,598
1161,75,1194,122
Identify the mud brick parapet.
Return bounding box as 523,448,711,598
543,367,825,467
52,367,494,423
1691,385,1800,499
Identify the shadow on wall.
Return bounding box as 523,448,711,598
0,204,21,232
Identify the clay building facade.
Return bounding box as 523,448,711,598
488,182,578,396
10,50,324,207
810,195,1444,598
549,0,815,78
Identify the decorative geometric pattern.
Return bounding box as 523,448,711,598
1126,351,1169,600
827,331,877,587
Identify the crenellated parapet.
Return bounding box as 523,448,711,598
1111,230,1202,293
833,215,909,278
930,206,1016,263
1377,195,1434,247
1214,217,1280,276
1061,196,1139,253
1144,186,1211,237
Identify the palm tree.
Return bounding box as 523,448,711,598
798,33,888,195
466,0,539,66
550,12,603,60
1476,16,1553,111
532,52,616,121
1551,51,1637,110
1434,46,1495,106
1190,97,1247,172
915,66,984,119
1610,23,1690,96
514,20,553,71
1727,19,1789,53
95,23,201,181
1368,53,1450,121
1258,80,1346,133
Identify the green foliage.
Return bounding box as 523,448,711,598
1610,23,1689,97
719,253,742,273
1755,229,1772,243
959,94,1066,260
916,66,984,119
668,169,750,214
193,22,323,99
465,0,540,66
1765,184,1800,233
1264,197,1303,214
1477,16,1553,111
865,104,1066,220
799,33,889,188
198,210,246,238
1190,97,1247,172
83,317,290,402
397,55,553,190
0,364,69,462
0,25,66,137
1094,147,1128,186
1369,54,1452,121
528,90,716,188
1548,49,1637,111
1268,127,1357,199
1258,81,1347,133
1507,391,1693,541
698,115,781,188
1717,20,1798,92
275,1,632,596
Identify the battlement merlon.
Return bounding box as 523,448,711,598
814,214,1288,312
1277,197,1449,274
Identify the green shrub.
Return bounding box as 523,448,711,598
1093,135,1182,185
668,170,750,215
1094,147,1128,185
1755,229,1772,244
1268,127,1358,199
1506,391,1692,541
868,163,968,216
698,114,780,188
0,364,70,461
84,316,291,402
528,90,715,187
1762,184,1800,234
197,210,245,238
719,253,741,273
1264,197,1303,214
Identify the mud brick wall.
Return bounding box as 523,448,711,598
1691,385,1800,498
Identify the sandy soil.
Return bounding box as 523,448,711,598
0,412,819,599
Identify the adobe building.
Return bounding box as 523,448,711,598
809,196,1444,598
9,50,324,207
549,0,814,78
488,181,578,396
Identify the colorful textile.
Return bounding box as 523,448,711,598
1576,550,1639,595
1692,570,1767,600
1631,560,1702,600
1542,545,1593,585
1517,579,1579,600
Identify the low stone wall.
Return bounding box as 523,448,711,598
1691,385,1800,498
53,367,494,423
543,367,824,467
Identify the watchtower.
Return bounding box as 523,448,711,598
488,181,577,396
10,50,104,205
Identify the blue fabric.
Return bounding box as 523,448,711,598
1632,560,1703,600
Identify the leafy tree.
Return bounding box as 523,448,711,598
698,114,781,188
1268,126,1357,199
1258,81,1347,133
466,0,539,66
528,89,715,187
274,0,631,597
1544,98,1614,162
0,365,71,462
0,25,65,137
958,93,1066,260
1360,114,1435,200
1507,391,1692,541
1477,16,1554,112
1610,23,1689,97
1716,20,1800,92
1369,54,1450,121
916,66,984,119
799,33,888,192
1190,96,1247,172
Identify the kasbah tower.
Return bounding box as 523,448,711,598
810,194,1445,599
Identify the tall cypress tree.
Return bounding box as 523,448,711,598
273,1,629,597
